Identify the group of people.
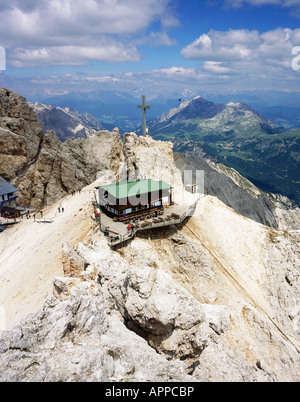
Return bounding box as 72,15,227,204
126,216,139,233
127,223,136,234
71,188,82,196
1,211,15,219
58,207,65,213
0,209,30,220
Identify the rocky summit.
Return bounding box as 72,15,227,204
0,88,299,382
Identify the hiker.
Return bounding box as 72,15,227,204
62,207,64,213
58,207,61,213
127,224,131,233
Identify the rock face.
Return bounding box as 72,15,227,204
0,88,43,181
0,88,123,209
30,102,107,142
13,128,123,209
122,132,184,203
121,198,300,382
0,285,193,382
0,238,276,382
175,153,279,228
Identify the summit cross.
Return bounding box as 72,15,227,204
137,96,151,137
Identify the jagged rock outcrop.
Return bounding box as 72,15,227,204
0,88,43,181
0,88,123,209
13,128,123,209
122,132,183,203
120,198,300,382
0,282,193,382
0,238,276,382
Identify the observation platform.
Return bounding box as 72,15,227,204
96,193,201,248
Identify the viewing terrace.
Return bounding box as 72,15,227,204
95,192,201,248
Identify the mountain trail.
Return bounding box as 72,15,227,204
0,184,97,331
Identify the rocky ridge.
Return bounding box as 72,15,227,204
149,96,277,136
29,102,107,142
174,152,279,228
0,232,278,382
13,128,123,210
120,198,300,382
0,88,43,181
0,188,299,381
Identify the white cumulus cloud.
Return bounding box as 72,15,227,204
179,28,300,90
0,0,178,67
223,0,300,15
181,27,300,65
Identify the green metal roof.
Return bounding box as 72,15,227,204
100,179,172,200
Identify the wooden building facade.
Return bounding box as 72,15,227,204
97,179,173,220
0,176,19,216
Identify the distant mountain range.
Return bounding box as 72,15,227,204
27,89,300,131
32,90,182,132
145,97,300,207
29,102,109,142
28,95,300,207
147,96,283,138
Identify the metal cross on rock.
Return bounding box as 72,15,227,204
137,96,151,137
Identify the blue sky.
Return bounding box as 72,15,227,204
0,0,299,100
